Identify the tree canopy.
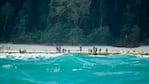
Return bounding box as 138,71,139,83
0,0,149,47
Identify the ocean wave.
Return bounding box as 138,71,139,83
0,53,149,84
0,53,148,60
0,53,63,60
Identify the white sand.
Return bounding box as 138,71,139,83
0,43,149,53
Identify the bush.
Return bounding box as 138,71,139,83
88,26,111,45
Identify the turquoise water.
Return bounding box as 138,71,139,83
0,53,149,84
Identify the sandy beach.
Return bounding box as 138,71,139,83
0,43,149,55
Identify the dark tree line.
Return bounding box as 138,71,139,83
0,0,149,47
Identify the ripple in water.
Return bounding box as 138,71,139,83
0,53,149,84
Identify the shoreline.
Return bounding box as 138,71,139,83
0,43,149,55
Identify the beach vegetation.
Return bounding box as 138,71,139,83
0,0,148,47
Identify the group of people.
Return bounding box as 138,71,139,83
56,46,70,53
88,46,108,55
56,46,108,55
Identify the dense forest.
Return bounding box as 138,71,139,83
0,0,149,47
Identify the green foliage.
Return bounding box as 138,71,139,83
41,23,84,45
0,0,149,46
88,26,111,45
67,27,84,45
129,25,140,43
120,24,140,47
1,2,14,16
48,0,91,25
15,10,29,33
0,2,14,40
11,8,30,43
31,31,43,43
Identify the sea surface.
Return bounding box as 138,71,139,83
0,53,149,84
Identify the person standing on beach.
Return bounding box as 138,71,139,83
99,48,101,54
80,46,82,52
106,48,108,54
88,49,92,54
62,48,65,53
93,46,97,55
56,46,61,53
56,46,59,53
68,49,70,53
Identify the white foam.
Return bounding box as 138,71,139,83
136,55,149,58
94,71,134,76
72,68,82,72
0,53,63,60
88,55,108,57
46,67,60,73
88,54,149,58
2,64,12,69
